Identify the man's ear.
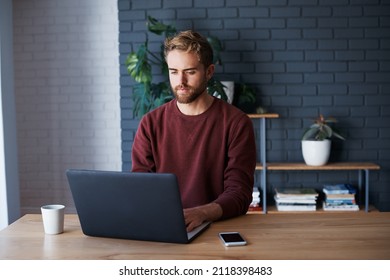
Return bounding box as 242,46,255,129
206,64,215,80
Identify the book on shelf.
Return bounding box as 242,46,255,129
325,198,356,205
274,196,317,205
323,184,356,195
322,184,359,211
274,187,318,199
276,203,317,212
322,202,359,211
274,187,318,212
325,193,355,199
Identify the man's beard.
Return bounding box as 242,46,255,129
172,80,208,104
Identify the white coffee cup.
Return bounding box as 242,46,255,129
41,204,65,234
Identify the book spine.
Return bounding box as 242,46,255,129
325,199,356,204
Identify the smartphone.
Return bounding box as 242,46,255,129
219,232,247,246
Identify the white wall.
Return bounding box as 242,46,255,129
13,0,121,214
1,0,21,230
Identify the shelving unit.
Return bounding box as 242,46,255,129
249,114,380,214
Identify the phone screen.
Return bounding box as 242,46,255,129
219,232,247,246
220,233,245,242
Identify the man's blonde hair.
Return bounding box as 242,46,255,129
164,30,214,68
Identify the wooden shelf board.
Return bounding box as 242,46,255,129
248,113,279,119
255,162,380,171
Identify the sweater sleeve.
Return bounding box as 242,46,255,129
131,116,156,173
213,114,257,219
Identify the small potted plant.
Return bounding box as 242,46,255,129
301,114,346,166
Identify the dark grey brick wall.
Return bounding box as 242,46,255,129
118,0,390,211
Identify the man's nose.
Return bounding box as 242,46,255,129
179,73,187,84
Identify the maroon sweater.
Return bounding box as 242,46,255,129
131,98,256,220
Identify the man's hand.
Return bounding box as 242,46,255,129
183,202,222,232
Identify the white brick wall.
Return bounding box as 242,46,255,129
13,0,121,214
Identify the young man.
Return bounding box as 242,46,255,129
131,30,256,232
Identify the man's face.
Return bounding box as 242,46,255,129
166,50,214,104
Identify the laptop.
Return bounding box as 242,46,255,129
66,169,210,244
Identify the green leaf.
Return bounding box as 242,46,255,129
302,117,346,141
332,129,346,140
207,36,222,64
302,127,319,140
322,125,332,138
151,82,172,100
310,123,321,129
132,82,173,118
126,44,152,84
238,84,256,104
158,44,169,75
324,117,338,124
132,83,152,118
207,78,228,101
147,16,176,37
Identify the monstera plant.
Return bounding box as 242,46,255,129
126,16,256,118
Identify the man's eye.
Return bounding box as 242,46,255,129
186,71,196,75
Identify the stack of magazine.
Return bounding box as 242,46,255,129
274,187,318,211
322,184,359,211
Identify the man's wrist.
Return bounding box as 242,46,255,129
201,202,223,222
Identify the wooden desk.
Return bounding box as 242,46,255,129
1,213,389,260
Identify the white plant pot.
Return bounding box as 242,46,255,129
301,139,331,166
221,81,234,104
